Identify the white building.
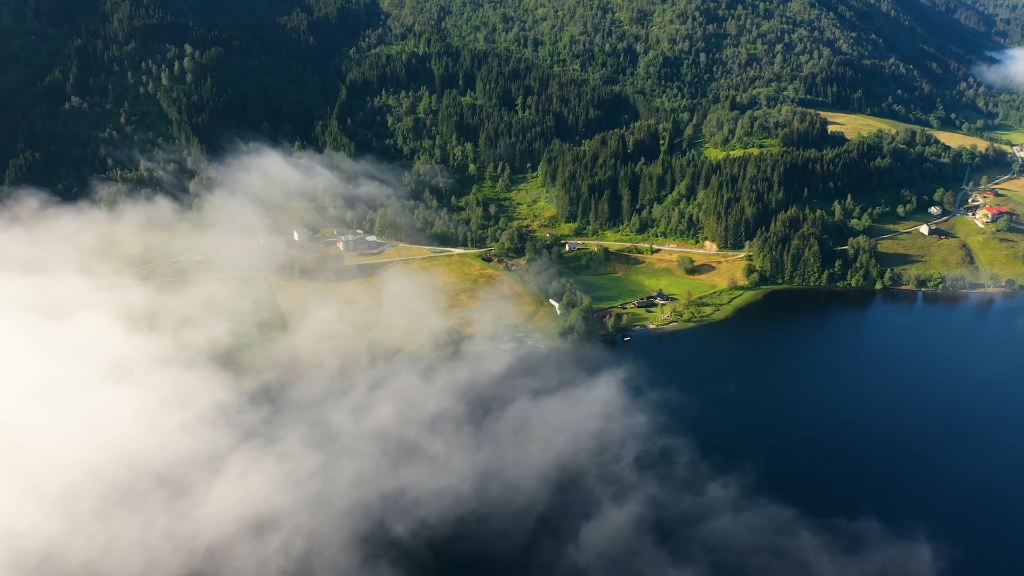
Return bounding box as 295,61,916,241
293,228,311,242
337,234,386,254
928,205,942,216
565,241,580,252
919,223,934,236
1013,144,1024,160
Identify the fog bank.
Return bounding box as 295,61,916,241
0,147,938,576
974,48,1024,90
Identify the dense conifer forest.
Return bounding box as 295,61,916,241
4,0,1024,287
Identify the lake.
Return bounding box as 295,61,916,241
623,289,1024,575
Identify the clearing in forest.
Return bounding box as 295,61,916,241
816,111,1008,151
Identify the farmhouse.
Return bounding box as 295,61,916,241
293,228,311,242
918,223,934,236
565,241,580,252
337,234,386,254
977,206,1009,223
632,290,672,308
1013,144,1024,160
983,189,999,198
928,205,943,216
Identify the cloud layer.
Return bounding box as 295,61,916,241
0,148,938,576
974,48,1024,90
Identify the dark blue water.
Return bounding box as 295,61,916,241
623,289,1024,575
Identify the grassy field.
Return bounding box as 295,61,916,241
561,246,750,329
995,177,1024,197
478,174,573,236
816,110,1008,151
876,226,980,280
876,206,1024,287
991,125,1024,145
342,245,433,262
272,254,557,339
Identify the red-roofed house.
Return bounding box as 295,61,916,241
978,206,1009,223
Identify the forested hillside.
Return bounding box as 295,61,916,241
3,0,1024,288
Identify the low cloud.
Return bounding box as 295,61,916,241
974,48,1024,89
0,147,938,576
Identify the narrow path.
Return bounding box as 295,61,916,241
835,172,1018,250
567,240,746,255
344,247,493,266
389,242,480,254
836,214,955,249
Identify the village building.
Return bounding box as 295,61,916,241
1013,144,1024,160
977,206,1010,223
293,228,311,242
565,241,580,251
928,205,943,216
919,223,934,236
632,290,672,308
982,189,999,198
336,234,386,254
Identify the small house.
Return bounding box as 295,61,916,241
293,228,311,242
983,189,999,198
928,205,943,216
565,241,580,252
977,206,1009,223
1013,144,1024,160
918,223,934,236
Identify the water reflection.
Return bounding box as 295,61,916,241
617,289,1024,576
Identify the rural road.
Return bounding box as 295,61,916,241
567,240,746,255
388,243,483,254
344,246,493,266
836,171,1018,249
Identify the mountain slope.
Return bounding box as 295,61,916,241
2,0,1024,199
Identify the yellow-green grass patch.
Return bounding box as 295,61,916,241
563,250,746,309
995,177,1024,198
991,125,1024,145
342,245,433,263
272,254,554,336
702,144,769,159
947,218,1024,282
876,226,980,280
816,111,1009,151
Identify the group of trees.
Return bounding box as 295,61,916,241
524,243,596,340
4,0,1024,306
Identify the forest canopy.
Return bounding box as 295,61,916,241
2,0,1023,287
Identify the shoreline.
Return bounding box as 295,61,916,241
609,283,1021,339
